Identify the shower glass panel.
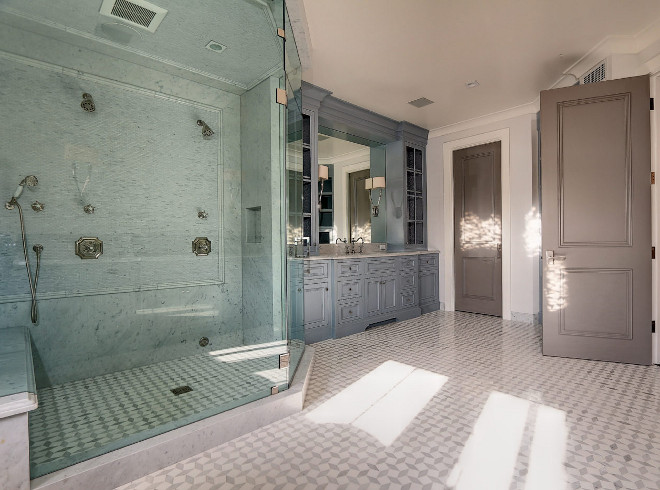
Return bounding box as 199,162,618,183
282,2,306,383
0,0,300,479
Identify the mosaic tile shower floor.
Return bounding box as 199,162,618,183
28,340,304,478
117,311,660,490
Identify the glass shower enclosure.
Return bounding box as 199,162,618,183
0,0,303,479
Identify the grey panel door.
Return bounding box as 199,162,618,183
453,142,502,316
540,75,651,364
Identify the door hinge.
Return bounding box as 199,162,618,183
276,88,287,106
279,352,290,369
653,246,656,259
653,321,656,333
652,172,656,184
651,98,655,110
277,28,285,39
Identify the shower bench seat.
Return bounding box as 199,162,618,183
0,326,38,490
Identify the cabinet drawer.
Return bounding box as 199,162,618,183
419,254,439,269
399,289,418,308
399,272,418,289
304,260,329,280
337,278,363,301
336,301,362,324
365,257,397,276
398,255,418,271
335,259,363,277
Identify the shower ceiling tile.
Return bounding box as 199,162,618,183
0,0,283,92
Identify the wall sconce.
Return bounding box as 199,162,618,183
318,164,329,204
365,176,385,217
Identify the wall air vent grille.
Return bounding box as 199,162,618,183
100,0,167,33
408,97,435,108
582,61,607,85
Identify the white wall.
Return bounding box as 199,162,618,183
427,111,539,321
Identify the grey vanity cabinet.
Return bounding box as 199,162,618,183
303,260,332,343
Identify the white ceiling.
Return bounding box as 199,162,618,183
299,0,660,130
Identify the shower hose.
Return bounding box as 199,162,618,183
14,200,41,324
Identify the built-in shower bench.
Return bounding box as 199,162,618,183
0,326,38,490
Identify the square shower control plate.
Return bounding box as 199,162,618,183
75,237,103,259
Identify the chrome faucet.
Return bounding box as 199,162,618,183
355,237,364,254
336,237,349,254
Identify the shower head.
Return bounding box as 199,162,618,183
81,93,95,112
197,120,214,138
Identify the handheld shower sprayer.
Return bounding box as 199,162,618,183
6,176,43,323
6,175,38,209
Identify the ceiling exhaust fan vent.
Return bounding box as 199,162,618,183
581,60,607,85
100,0,167,33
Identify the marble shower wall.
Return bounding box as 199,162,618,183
240,77,285,345
0,29,245,387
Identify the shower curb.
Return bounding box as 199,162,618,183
30,346,315,490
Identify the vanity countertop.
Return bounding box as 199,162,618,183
303,250,440,261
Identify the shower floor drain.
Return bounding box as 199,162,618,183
170,385,193,396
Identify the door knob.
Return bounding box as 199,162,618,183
546,250,566,265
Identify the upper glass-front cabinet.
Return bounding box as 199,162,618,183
406,145,425,245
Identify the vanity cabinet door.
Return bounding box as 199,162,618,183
364,277,383,317
381,276,398,314
419,269,439,305
303,281,331,341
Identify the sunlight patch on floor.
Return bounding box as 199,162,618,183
306,360,447,446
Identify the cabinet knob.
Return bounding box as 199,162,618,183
349,310,353,314
348,288,352,291
297,288,301,292
325,287,328,291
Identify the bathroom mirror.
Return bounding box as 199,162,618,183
317,126,387,244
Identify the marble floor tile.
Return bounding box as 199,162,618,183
116,311,660,489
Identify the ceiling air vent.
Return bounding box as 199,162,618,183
408,97,434,108
100,0,167,33
581,60,607,85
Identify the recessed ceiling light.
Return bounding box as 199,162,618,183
408,97,434,108
466,80,480,89
205,41,227,53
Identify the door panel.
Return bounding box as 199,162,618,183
540,75,651,364
303,283,329,328
382,277,398,313
453,142,502,316
365,277,382,316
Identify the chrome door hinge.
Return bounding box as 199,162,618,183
276,88,287,106
271,386,279,395
653,246,656,260
652,172,655,184
279,352,290,369
653,321,656,333
277,28,285,39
